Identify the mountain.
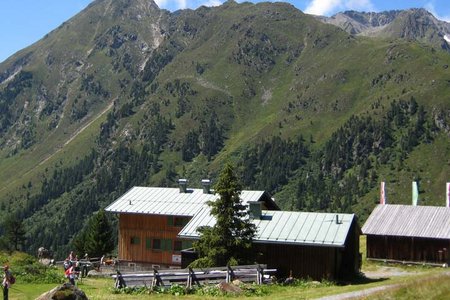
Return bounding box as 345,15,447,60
318,8,450,50
0,0,449,257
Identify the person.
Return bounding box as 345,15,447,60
68,251,75,262
65,263,76,285
2,265,12,300
63,259,71,271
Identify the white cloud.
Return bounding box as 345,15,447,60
425,2,450,22
154,0,169,8
201,0,223,7
176,0,188,9
345,0,375,12
305,0,341,16
305,0,375,16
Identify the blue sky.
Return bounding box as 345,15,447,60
1,0,450,63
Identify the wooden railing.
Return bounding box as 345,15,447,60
112,264,276,288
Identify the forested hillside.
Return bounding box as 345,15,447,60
0,0,449,258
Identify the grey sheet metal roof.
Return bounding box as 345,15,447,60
105,186,267,217
362,204,450,239
178,209,356,247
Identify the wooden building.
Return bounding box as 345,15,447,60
362,204,450,264
105,181,278,268
179,202,361,280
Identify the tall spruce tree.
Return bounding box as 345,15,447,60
83,209,114,258
0,215,26,251
192,163,256,267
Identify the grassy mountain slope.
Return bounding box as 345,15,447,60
0,0,449,256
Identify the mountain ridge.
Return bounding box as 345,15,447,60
0,1,449,257
318,8,450,51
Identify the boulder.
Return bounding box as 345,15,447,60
217,281,243,295
35,283,88,300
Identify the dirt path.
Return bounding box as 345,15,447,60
317,284,402,300
317,269,450,300
38,101,114,166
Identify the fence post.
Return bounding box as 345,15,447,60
187,267,193,289
226,265,231,283
152,268,160,287
256,265,263,285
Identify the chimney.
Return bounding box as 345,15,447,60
178,179,188,193
412,181,419,206
201,179,211,194
335,214,342,224
380,182,387,205
248,201,262,220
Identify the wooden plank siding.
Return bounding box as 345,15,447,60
341,219,361,277
254,218,360,280
254,243,338,280
366,235,450,264
119,213,194,267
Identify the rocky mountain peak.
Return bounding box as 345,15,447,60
89,0,160,20
318,8,450,50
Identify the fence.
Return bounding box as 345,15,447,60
112,264,276,288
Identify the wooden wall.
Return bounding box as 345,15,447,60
255,219,360,280
118,213,193,267
340,219,361,277
367,235,450,263
255,243,339,280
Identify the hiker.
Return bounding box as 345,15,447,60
68,251,75,262
63,259,71,271
65,263,76,285
2,265,12,300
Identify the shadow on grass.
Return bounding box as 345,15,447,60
336,272,389,286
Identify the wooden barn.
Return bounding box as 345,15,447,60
105,180,278,268
179,202,361,280
362,204,450,265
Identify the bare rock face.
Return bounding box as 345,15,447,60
35,283,88,300
318,8,450,50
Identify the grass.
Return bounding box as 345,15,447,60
9,269,450,300
8,241,450,300
8,284,57,300
7,234,450,300
367,272,450,300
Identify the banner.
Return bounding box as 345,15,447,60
412,181,419,206
447,182,450,208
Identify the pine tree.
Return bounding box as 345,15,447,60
1,215,26,251
192,163,256,267
84,210,114,258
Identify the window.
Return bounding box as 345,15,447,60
182,240,193,249
146,238,152,249
153,239,161,250
174,217,189,227
162,239,172,251
168,216,190,227
150,238,173,251
130,237,140,245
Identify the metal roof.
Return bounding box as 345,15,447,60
105,186,268,217
178,209,356,247
362,204,450,239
